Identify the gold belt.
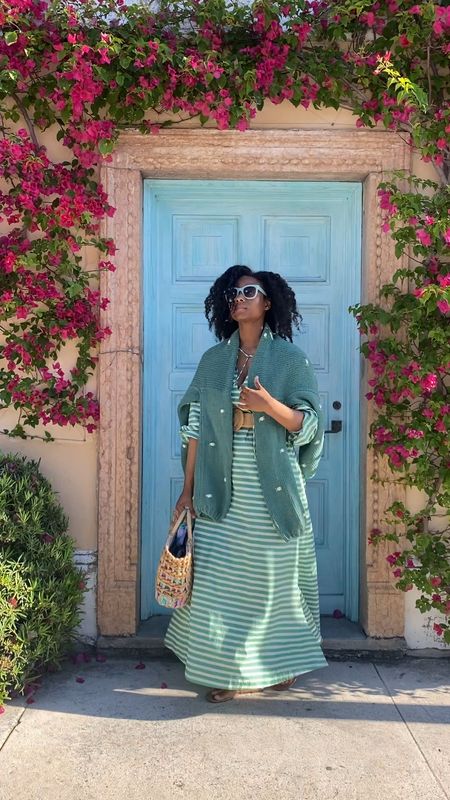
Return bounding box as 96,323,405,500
233,406,254,431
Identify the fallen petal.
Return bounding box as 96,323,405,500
160,682,168,689
71,652,85,665
75,677,85,683
135,662,146,670
26,696,35,704
95,653,107,662
0,707,5,715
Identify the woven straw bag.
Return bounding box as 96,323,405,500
155,507,194,609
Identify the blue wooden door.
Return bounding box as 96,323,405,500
141,180,361,620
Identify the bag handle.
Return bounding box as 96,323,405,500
170,506,194,542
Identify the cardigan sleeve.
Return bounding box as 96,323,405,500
286,401,318,447
180,401,200,443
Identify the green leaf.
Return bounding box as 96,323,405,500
98,139,114,155
5,31,18,46
66,283,84,298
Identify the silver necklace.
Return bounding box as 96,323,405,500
235,346,255,385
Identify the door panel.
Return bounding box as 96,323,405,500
141,180,361,619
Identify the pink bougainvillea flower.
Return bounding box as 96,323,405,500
437,300,450,314
398,34,411,48
431,576,442,587
393,568,403,578
235,118,249,132
374,426,393,443
420,373,438,392
433,623,444,636
368,527,382,544
433,6,450,37
386,551,402,566
416,229,432,246
406,429,424,439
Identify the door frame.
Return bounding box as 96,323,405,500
98,128,410,637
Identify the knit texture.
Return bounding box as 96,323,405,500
178,323,324,541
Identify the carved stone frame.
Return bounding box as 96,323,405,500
98,128,410,637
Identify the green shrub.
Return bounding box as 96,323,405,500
0,452,87,708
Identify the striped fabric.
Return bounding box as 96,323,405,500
164,372,329,689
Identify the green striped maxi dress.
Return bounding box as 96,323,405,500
164,371,329,689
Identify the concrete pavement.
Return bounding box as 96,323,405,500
0,654,449,800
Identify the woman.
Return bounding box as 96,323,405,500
164,265,328,703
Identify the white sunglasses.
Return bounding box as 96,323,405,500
225,284,268,303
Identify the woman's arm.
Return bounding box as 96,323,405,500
171,437,198,523
264,397,305,432
183,436,198,495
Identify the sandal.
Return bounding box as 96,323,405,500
205,688,263,703
205,677,298,702
269,676,298,691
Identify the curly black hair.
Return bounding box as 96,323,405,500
204,265,302,342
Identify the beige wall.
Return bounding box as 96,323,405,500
0,125,99,549
0,102,439,552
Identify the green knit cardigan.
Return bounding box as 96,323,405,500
178,323,324,541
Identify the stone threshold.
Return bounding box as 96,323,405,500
95,615,418,661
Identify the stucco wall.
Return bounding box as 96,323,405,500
1,102,444,648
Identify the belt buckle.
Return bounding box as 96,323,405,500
233,406,244,431
233,406,253,431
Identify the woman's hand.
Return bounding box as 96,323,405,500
171,489,196,527
239,376,305,432
237,375,272,413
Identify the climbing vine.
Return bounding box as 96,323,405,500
0,0,448,638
